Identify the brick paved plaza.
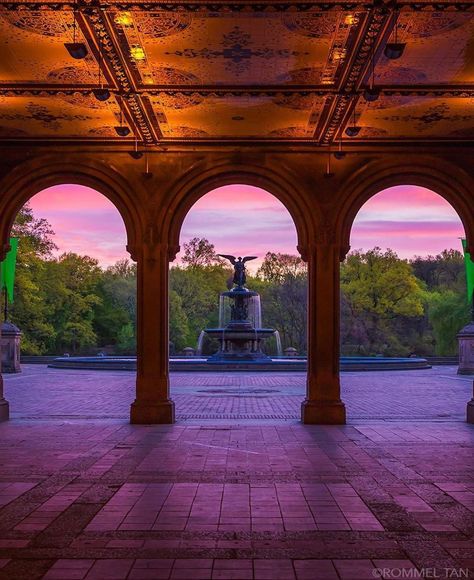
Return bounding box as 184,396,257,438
0,366,473,579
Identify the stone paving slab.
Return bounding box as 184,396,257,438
0,367,473,579
0,420,472,578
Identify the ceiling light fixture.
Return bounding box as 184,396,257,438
129,137,143,159
333,136,346,159
363,41,380,102
345,102,361,137
384,10,406,60
64,1,88,59
93,38,110,102
114,106,130,136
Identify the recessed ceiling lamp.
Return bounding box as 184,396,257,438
114,106,130,137
130,45,146,61
64,1,88,59
384,10,406,60
345,103,361,137
114,12,134,27
363,41,380,102
93,39,110,102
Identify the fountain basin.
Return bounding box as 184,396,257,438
47,355,431,372
205,327,276,362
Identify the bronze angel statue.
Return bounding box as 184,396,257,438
219,255,257,288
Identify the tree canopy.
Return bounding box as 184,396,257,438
5,208,469,358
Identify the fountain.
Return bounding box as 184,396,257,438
48,252,430,373
204,255,276,363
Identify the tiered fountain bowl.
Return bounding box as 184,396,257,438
205,287,276,363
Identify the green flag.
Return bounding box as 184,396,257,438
0,238,19,303
461,238,474,304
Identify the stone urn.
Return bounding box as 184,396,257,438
1,321,22,373
457,321,474,375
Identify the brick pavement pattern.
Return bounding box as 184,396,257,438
0,366,473,579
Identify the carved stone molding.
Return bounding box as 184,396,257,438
1,2,472,11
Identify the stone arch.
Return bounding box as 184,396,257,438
337,157,474,258
159,163,316,261
0,156,141,261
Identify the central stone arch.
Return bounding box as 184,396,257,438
159,163,315,262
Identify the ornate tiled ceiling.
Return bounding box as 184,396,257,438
0,1,472,145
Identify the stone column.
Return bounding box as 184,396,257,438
467,380,474,424
0,323,9,422
0,244,9,421
130,241,175,424
302,241,346,424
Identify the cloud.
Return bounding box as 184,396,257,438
24,183,465,267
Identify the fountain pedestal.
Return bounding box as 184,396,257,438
204,287,277,363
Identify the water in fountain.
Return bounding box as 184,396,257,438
203,254,278,363
196,330,206,355
274,330,283,357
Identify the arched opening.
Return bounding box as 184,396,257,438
169,183,307,420
2,184,136,419
341,184,471,421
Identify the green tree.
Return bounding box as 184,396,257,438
256,252,308,353
426,290,470,355
46,253,102,353
169,290,190,353
94,259,136,349
341,248,424,355
10,205,58,354
181,237,225,268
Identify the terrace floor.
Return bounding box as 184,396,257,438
0,366,473,579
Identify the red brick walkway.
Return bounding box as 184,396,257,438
3,365,472,421
0,367,473,579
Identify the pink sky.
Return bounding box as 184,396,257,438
27,183,465,267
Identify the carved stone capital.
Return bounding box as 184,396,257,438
126,244,140,262
167,244,180,262
297,244,308,263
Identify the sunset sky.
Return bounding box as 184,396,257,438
27,183,465,268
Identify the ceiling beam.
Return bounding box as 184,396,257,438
316,6,392,144
2,84,472,97
81,7,160,143
0,1,472,10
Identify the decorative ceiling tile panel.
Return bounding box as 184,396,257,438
375,13,474,85
0,11,95,83
112,11,354,86
0,95,120,137
152,95,324,138
357,96,474,138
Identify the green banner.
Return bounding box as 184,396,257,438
0,238,19,303
461,238,474,304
